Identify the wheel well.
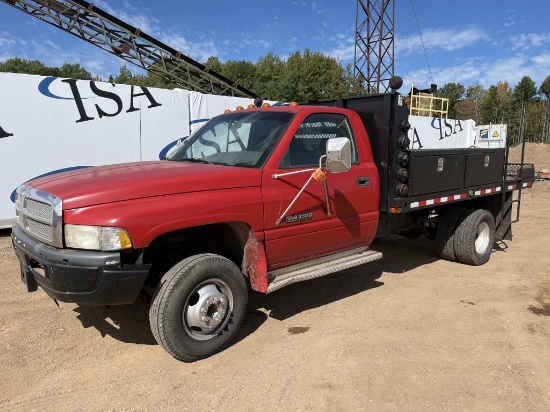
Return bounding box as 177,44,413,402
142,222,252,286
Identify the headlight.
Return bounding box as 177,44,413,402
65,225,133,251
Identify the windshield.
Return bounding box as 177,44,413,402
169,111,295,168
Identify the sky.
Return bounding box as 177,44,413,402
1,0,549,92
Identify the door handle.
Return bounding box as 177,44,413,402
356,177,370,186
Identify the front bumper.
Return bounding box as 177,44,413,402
11,224,150,305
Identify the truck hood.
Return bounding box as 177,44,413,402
28,161,262,209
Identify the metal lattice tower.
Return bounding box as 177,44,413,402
354,0,395,93
1,0,257,97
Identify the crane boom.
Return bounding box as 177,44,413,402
1,0,258,97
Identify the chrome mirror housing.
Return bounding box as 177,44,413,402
326,137,351,173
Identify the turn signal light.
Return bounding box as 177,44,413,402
397,151,410,166
236,106,244,111
289,101,299,107
397,168,409,182
397,135,410,149
395,183,409,197
224,109,231,114
247,104,255,109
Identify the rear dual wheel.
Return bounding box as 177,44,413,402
454,209,495,266
437,207,495,266
436,206,467,261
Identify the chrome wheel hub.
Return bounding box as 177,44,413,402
475,221,490,254
184,279,233,340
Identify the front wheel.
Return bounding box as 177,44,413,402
149,254,248,362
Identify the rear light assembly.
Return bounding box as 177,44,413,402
395,183,409,197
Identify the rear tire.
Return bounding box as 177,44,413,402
454,209,495,265
149,253,248,362
436,206,466,261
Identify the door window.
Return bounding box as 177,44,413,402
280,113,358,169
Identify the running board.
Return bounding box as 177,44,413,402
266,249,383,293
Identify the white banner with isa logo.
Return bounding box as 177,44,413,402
407,115,476,150
0,72,190,227
189,91,283,133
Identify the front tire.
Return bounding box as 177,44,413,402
454,209,495,266
149,254,248,362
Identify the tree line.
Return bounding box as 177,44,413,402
2,54,549,144
437,76,550,145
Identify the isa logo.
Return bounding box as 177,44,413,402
0,124,13,138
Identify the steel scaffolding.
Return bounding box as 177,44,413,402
354,0,395,93
1,0,257,97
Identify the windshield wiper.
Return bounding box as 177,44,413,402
178,157,212,164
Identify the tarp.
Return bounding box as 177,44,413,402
407,115,476,150
0,73,190,227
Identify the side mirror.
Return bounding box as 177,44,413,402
326,137,352,173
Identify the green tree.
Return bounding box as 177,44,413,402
466,82,485,121
58,63,92,80
540,75,550,142
526,101,546,142
220,60,257,92
511,76,538,142
0,57,59,76
253,52,285,100
113,65,134,84
480,81,513,126
344,63,368,97
277,49,349,101
437,82,465,119
455,98,477,121
455,83,486,122
204,56,223,73
513,76,538,105
541,74,550,100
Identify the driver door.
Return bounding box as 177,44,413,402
261,112,378,270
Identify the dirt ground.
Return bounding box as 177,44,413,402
1,169,549,412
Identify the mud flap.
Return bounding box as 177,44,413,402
20,263,38,292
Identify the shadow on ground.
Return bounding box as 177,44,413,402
68,234,441,346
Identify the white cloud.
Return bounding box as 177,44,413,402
396,27,487,56
325,36,355,62
159,33,219,63
509,33,550,51
402,53,550,89
532,52,550,67
0,37,17,48
242,37,272,49
0,32,27,55
93,0,159,34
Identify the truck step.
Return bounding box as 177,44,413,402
266,248,383,293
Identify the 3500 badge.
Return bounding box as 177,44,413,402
285,212,313,224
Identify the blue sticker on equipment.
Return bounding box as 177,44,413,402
480,129,489,139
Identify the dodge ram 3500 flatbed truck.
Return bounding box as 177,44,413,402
12,77,535,361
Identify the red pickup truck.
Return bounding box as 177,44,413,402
12,77,534,361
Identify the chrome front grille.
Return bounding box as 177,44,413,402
15,185,63,247
26,218,54,241
25,198,53,220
